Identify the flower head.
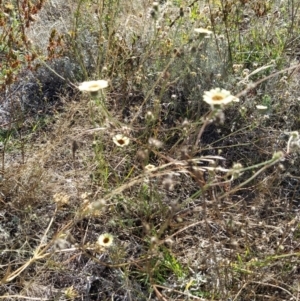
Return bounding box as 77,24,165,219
194,28,213,35
113,134,130,147
78,80,108,94
203,88,239,108
97,233,114,248
148,137,163,148
152,2,159,9
53,193,70,207
256,105,268,110
229,163,244,179
144,164,156,171
145,111,155,122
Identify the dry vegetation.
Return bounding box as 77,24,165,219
1,0,300,300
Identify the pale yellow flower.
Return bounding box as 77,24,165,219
144,164,156,171
256,105,268,110
78,80,108,93
113,134,130,147
194,28,213,35
97,233,114,248
203,88,239,108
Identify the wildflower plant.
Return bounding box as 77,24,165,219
2,1,300,301
78,79,110,123
287,131,300,154
0,0,45,89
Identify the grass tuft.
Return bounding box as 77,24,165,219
1,0,300,300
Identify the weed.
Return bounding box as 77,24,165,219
1,0,300,300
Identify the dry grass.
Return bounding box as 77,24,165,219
1,0,300,300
